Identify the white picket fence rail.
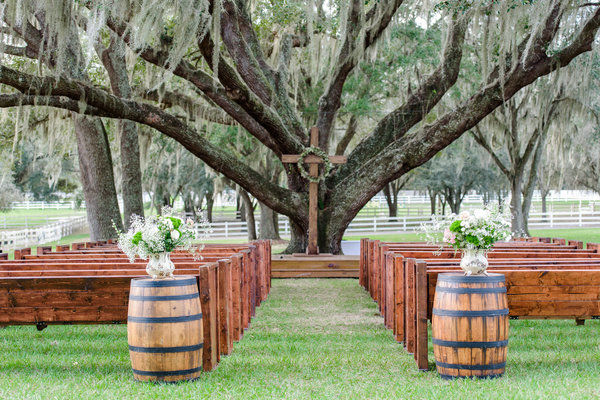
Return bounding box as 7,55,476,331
195,209,600,238
11,201,82,210
0,216,87,250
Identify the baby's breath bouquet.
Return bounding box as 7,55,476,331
422,206,511,275
441,208,511,251
115,207,205,278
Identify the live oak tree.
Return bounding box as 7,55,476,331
472,69,590,236
1,1,599,252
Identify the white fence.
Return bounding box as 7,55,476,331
0,216,87,250
198,210,600,238
11,201,82,210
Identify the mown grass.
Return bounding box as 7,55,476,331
0,279,598,399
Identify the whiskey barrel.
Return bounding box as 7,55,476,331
432,273,509,379
127,276,203,382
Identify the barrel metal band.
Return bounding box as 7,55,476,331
128,313,202,323
129,293,199,301
438,274,505,283
432,338,508,348
436,287,506,294
129,343,203,353
436,361,506,370
132,366,202,377
433,308,509,317
439,373,503,380
132,278,196,287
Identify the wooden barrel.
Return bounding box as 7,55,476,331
127,276,203,382
432,273,509,379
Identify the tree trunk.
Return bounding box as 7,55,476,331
73,116,123,239
259,202,280,240
287,221,308,254
429,190,437,215
183,193,197,219
99,38,144,228
205,192,214,223
447,189,461,214
237,196,246,222
510,176,527,236
239,189,256,240
541,190,548,222
383,183,398,219
119,119,144,227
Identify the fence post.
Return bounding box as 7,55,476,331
550,212,553,228
373,216,377,232
225,221,229,238
579,208,582,227
403,217,406,231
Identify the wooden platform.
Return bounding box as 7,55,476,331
271,255,359,278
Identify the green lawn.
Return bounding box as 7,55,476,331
0,279,598,399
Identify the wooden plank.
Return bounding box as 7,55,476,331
394,255,405,343
385,252,394,329
242,250,251,329
0,306,127,323
379,244,389,315
250,247,257,317
271,257,359,269
415,261,429,371
217,259,231,355
281,154,347,164
507,301,600,317
405,258,416,354
231,254,242,342
198,264,219,371
373,241,381,304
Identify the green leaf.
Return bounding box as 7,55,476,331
450,220,462,233
168,217,182,229
132,231,142,245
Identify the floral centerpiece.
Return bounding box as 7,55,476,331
115,209,203,279
423,207,511,275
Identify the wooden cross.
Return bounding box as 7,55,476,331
282,127,347,255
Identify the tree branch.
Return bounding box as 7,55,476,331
220,0,276,104
0,65,306,222
315,0,364,149
139,88,237,125
335,12,470,185
335,114,358,156
471,127,510,176
102,14,299,155
316,0,405,149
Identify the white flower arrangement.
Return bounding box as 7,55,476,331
115,207,209,262
421,206,512,251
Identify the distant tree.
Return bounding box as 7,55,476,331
382,174,413,219
414,137,496,214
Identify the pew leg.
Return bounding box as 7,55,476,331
575,318,585,326
36,322,48,331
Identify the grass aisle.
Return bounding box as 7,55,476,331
0,279,599,399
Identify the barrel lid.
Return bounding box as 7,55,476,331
437,273,505,283
131,275,197,287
